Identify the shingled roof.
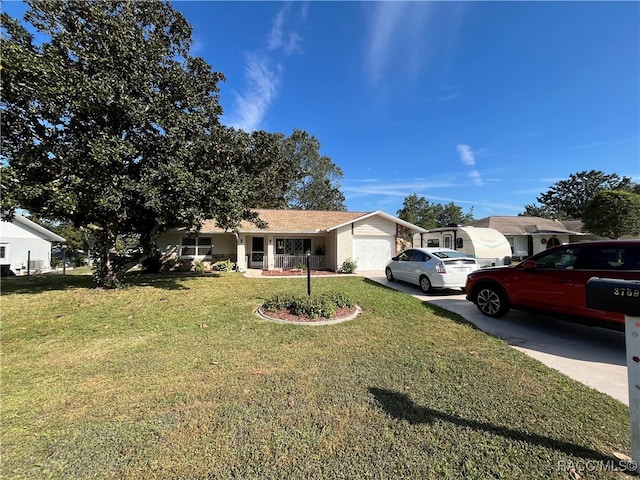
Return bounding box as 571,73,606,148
467,216,585,235
199,209,371,233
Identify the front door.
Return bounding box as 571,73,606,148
443,234,453,249
250,237,265,268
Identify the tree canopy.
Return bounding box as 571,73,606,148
582,190,640,239
522,170,634,220
1,1,348,286
1,1,234,286
397,194,474,229
283,130,346,211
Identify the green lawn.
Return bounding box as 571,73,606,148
1,272,633,479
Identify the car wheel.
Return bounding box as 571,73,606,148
385,267,394,281
475,285,509,318
419,275,432,293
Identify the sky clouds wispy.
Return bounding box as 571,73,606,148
160,0,638,218
341,177,521,212
456,144,475,166
364,2,437,90
225,4,303,131
456,144,484,187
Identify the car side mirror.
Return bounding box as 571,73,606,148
522,260,538,270
392,255,399,261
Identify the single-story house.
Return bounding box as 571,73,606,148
157,209,426,272
0,215,65,275
466,216,599,258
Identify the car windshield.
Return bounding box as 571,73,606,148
431,251,470,259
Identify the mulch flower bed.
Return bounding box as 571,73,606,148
258,306,358,323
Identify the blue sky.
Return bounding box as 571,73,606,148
175,1,639,218
5,1,639,219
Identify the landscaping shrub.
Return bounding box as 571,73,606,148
263,291,355,319
193,260,206,274
338,258,357,273
213,259,235,272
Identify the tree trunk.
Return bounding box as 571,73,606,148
94,223,120,288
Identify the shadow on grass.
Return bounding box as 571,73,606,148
1,272,223,295
369,387,613,462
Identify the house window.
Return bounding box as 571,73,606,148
427,239,439,248
275,238,312,255
0,245,5,259
181,237,212,257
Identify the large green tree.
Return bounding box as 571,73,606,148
283,130,346,211
397,194,474,229
522,170,634,220
583,190,640,239
0,1,247,286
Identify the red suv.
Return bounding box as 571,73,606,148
465,240,640,330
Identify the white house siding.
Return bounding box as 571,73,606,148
0,221,55,274
157,232,237,268
509,236,529,259
353,217,396,237
335,225,354,270
324,231,338,271
532,234,571,255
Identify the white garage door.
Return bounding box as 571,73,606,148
352,236,394,270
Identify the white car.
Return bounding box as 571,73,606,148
385,248,480,293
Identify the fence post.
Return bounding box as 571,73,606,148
27,250,31,278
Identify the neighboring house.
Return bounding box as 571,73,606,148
466,216,599,258
157,209,426,272
0,215,65,275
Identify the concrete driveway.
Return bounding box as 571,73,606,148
362,272,628,405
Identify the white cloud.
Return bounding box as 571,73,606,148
224,4,304,131
468,170,484,187
226,54,281,132
456,144,475,166
267,5,287,51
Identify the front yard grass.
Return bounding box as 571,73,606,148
1,272,633,479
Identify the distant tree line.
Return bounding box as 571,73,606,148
396,170,640,240
521,170,640,239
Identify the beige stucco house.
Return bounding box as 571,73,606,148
157,209,426,272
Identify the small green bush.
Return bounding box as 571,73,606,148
193,261,206,274
213,259,235,272
338,258,357,274
263,292,355,319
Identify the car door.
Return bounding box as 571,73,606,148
405,250,428,285
572,245,639,322
392,250,413,282
509,245,582,314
